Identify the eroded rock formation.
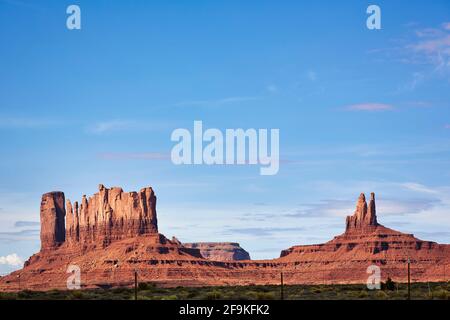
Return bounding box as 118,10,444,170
43,184,159,251
182,242,251,261
345,192,378,233
0,187,448,291
278,193,449,283
40,192,66,250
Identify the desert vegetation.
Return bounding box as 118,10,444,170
0,281,448,300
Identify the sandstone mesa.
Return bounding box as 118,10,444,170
0,185,448,291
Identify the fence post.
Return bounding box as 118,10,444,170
280,272,284,300
17,274,21,292
134,271,138,300
407,258,411,300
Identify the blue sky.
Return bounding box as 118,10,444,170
1,0,450,273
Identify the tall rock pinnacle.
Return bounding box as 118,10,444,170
345,192,379,233
367,192,378,226
40,192,66,250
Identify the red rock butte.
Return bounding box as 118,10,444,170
0,185,448,291
41,185,158,251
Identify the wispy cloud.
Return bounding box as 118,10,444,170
305,180,450,228
379,198,440,216
402,101,432,108
97,152,170,161
86,120,135,134
401,182,439,194
86,120,169,134
343,103,394,112
415,231,450,239
283,140,450,163
400,22,450,89
0,229,39,242
0,117,58,129
401,71,425,91
280,196,438,219
408,23,450,71
223,227,304,237
283,200,353,218
159,180,450,258
0,253,23,267
173,96,260,107
370,21,450,91
14,221,40,228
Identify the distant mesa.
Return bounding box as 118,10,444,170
182,242,251,261
0,185,448,291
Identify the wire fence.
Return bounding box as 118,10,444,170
1,263,448,295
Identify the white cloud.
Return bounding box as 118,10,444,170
173,96,260,107
0,253,23,266
343,103,394,112
377,198,438,216
86,120,169,134
322,181,450,224
370,21,450,90
156,180,450,259
404,22,450,78
401,182,439,194
402,72,425,91
283,196,438,219
87,120,135,134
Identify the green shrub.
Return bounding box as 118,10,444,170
357,290,369,299
375,290,389,300
135,295,153,300
245,291,259,300
68,290,85,300
17,290,33,299
382,277,396,291
205,290,223,300
161,295,178,300
111,287,130,294
138,282,154,291
255,292,276,300
0,292,16,300
433,289,448,300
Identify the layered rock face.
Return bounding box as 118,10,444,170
43,184,159,250
279,193,450,283
345,192,378,233
183,242,251,261
71,184,158,248
0,188,448,291
40,192,66,250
